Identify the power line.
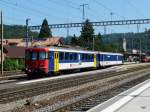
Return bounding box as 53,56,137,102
65,0,101,21
46,0,80,21
0,0,67,21
94,0,126,20
49,0,80,11
125,0,145,17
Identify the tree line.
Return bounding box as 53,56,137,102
2,19,150,53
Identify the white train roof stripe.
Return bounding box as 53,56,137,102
49,48,98,54
100,52,123,55
48,47,122,55
28,46,123,55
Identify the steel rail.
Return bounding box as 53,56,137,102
0,65,149,104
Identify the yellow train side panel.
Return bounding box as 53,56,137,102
94,54,96,67
54,52,59,72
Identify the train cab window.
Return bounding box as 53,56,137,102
32,52,38,60
25,51,31,60
65,52,69,60
39,52,48,60
70,53,73,60
59,52,64,60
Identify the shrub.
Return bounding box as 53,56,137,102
0,58,25,71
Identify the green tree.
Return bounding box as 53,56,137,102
80,19,94,49
71,34,78,46
38,19,52,38
94,33,103,51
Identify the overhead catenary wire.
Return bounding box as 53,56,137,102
124,0,146,18
65,0,104,21
0,0,68,22
94,0,126,20
46,0,81,21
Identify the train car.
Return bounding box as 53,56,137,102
98,52,123,67
25,46,123,77
25,47,49,76
25,47,98,77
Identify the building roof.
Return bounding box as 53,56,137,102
4,45,26,58
32,37,63,46
2,37,63,47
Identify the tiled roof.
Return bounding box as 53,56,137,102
32,37,63,46
3,37,63,47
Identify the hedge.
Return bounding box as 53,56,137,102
0,58,25,71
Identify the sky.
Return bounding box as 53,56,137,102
0,0,150,37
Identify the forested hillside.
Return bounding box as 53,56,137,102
64,31,150,52
0,25,39,38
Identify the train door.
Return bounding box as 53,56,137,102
94,54,96,67
49,51,54,72
54,52,59,72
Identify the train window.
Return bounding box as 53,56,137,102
32,52,37,60
74,53,77,60
82,54,84,60
85,54,88,60
70,53,73,60
45,52,49,59
65,52,69,60
88,54,90,60
59,52,64,60
91,54,94,59
25,51,31,60
39,52,47,60
90,54,92,59
49,52,53,59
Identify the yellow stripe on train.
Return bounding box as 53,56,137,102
54,52,59,72
94,54,96,67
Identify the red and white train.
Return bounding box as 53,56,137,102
25,46,123,77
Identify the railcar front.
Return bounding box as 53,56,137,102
25,47,49,77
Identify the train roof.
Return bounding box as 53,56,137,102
49,46,98,54
26,46,123,55
99,51,123,55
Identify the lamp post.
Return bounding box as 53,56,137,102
1,11,3,75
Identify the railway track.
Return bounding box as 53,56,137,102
0,65,149,104
0,71,26,80
55,72,150,112
30,67,149,112
0,64,148,112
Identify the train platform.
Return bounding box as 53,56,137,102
88,77,150,112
